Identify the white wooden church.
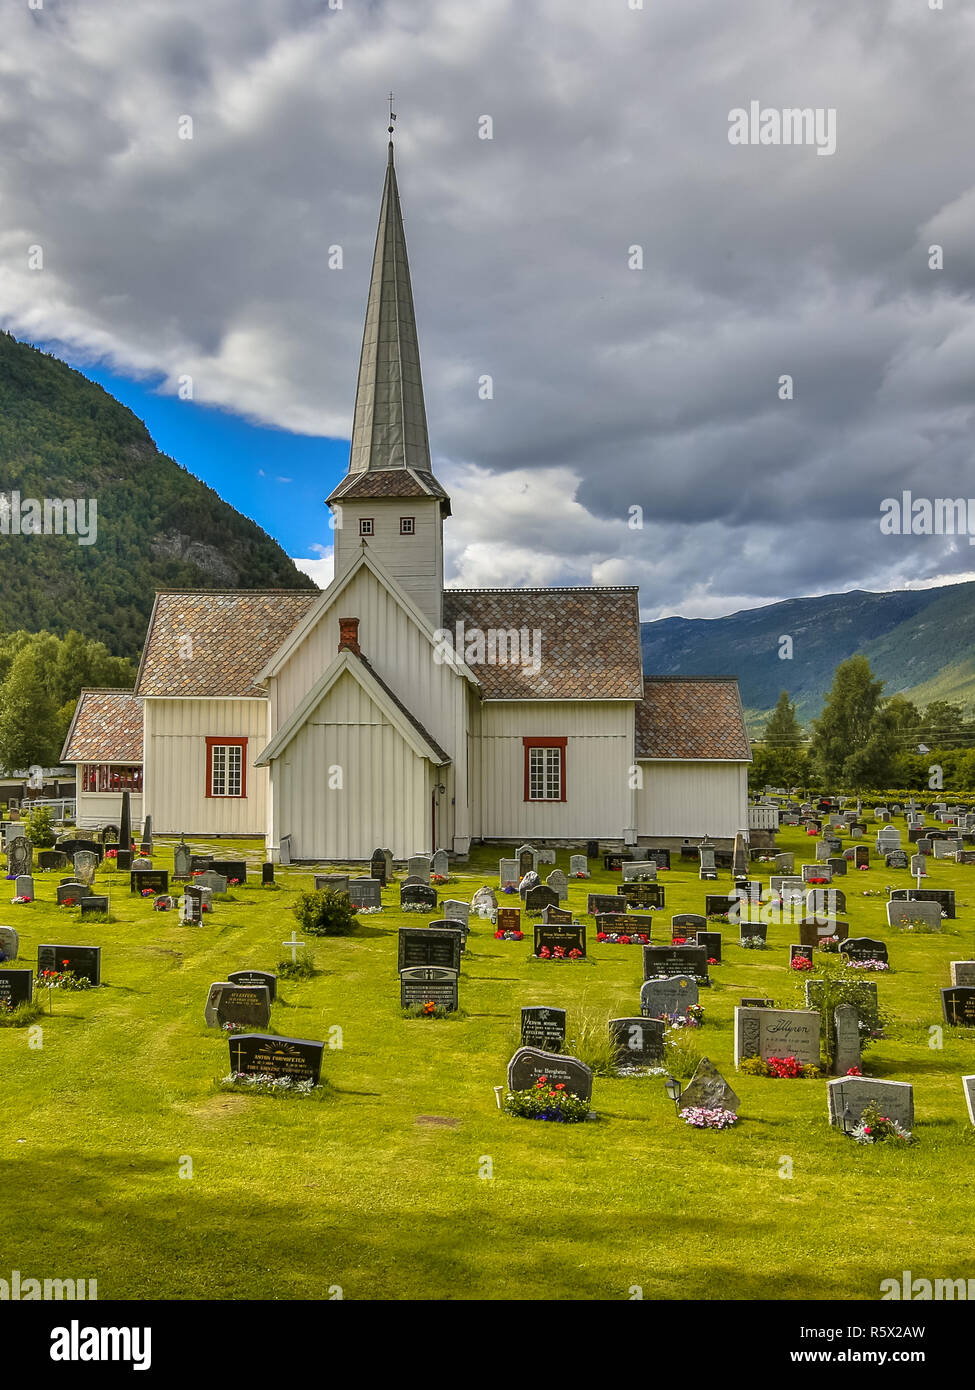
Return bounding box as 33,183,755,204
68,140,751,859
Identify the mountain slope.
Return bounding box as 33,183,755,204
0,334,317,655
640,583,974,726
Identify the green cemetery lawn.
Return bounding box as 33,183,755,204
3,822,974,1301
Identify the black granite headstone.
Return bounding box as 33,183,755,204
533,921,586,958
521,1006,567,1050
400,965,459,1012
0,968,33,1008
398,926,462,972
37,944,101,985
228,1032,324,1084
227,969,277,1003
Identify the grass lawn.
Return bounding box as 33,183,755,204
2,820,975,1301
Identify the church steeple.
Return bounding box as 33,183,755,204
347,136,432,475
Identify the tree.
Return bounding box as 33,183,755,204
0,646,62,770
764,692,803,747
810,656,885,786
918,700,968,750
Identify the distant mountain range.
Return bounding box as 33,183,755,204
0,334,316,655
640,582,975,731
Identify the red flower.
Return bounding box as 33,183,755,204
494,930,504,939
596,932,607,942
555,1083,565,1090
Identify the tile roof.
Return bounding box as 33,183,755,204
636,678,752,760
136,590,319,698
61,688,144,763
326,467,450,509
441,587,643,700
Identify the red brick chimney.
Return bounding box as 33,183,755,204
338,617,361,655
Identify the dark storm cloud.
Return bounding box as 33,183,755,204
2,0,974,615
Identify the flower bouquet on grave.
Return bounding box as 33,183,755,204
4,874,15,881
153,898,170,912
851,1103,913,1145
11,895,31,905
356,905,383,914
201,902,212,914
141,888,154,897
572,870,589,878
845,957,889,972
59,898,77,909
431,873,448,885
671,935,688,945
790,955,815,971
680,1106,737,1129
817,935,842,952
504,1078,590,1123
846,1065,863,1077
228,878,241,886
740,935,767,950
104,849,117,860
502,883,517,894
707,912,730,924
494,929,524,941
663,1005,704,1029
38,968,92,993
807,876,828,885
221,1021,248,1034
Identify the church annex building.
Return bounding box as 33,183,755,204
66,141,751,859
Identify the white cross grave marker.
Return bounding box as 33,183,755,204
282,929,305,964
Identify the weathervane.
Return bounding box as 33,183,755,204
388,91,396,138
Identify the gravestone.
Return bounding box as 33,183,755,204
853,846,869,867
228,1033,324,1085
815,842,831,862
370,849,388,886
603,853,624,871
518,870,540,896
431,850,450,878
37,850,68,871
537,848,556,866
642,944,708,980
210,860,246,884
833,1004,861,1075
131,869,170,896
695,931,722,962
739,922,768,944
773,853,794,873
189,854,213,874
546,870,568,902
315,875,350,895
400,883,439,912
963,1076,975,1126
640,973,699,1020
516,845,539,876
80,896,109,918
840,939,884,961
910,854,926,877
525,885,559,914
622,860,649,881
37,944,101,985
471,886,497,911
827,857,847,877
886,899,940,931
889,887,955,919
949,962,975,986
609,1016,665,1066
400,965,459,1012
798,918,849,947
805,889,846,918
0,926,18,961
227,969,277,1003
499,858,519,887
7,837,32,876
398,926,462,972
429,919,468,955
14,875,33,900
802,863,832,883
131,857,152,871
679,1057,739,1113
173,840,192,879
791,943,814,962
618,882,664,909
942,987,975,1027
140,814,153,855
74,851,98,888
408,856,431,882
507,1047,592,1102
705,894,736,918
56,882,86,906
496,906,521,934
885,850,909,870
533,921,586,958
180,886,203,926
262,862,275,886
521,1006,566,1051
827,1076,913,1131
645,848,671,870
698,846,717,880
279,836,292,866
204,981,271,1030
569,854,588,876
587,893,621,916
118,790,132,870
917,837,933,855
443,899,470,927
673,913,707,932
348,878,382,909
0,967,32,1008
734,1006,820,1067
541,905,572,925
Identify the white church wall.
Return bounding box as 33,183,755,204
333,498,443,630
635,760,749,840
142,697,269,835
269,667,432,860
470,700,633,840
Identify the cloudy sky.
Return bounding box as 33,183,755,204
3,0,975,618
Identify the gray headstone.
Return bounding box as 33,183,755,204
315,875,350,895
0,926,19,961
886,900,941,930
506,1046,592,1102
408,856,430,882
7,836,32,876
14,875,34,900
773,852,794,872
640,974,699,1020
498,858,519,887
609,1016,665,1067
173,840,192,878
950,962,975,986
545,869,568,902
431,850,449,878
537,848,557,866
734,1006,821,1067
442,899,470,927
802,863,831,883
827,1076,913,1132
73,851,98,888
833,1003,861,1076
471,886,498,910
569,854,588,876
204,981,271,1030
348,878,382,909
964,1075,975,1127
679,1056,740,1113
195,870,228,894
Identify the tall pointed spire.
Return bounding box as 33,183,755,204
347,134,432,474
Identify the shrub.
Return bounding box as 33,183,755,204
504,1079,590,1123
739,1055,771,1077
276,949,316,980
566,1010,617,1076
23,806,55,848
291,888,357,937
664,1026,702,1079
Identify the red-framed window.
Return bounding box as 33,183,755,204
523,737,567,802
82,764,143,793
400,516,415,535
205,737,247,798
359,517,374,536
